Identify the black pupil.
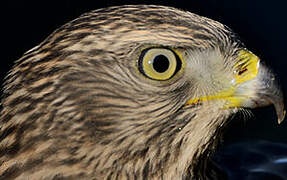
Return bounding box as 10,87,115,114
152,55,170,73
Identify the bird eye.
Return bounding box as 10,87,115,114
138,48,182,80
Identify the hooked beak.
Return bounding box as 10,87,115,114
185,50,285,124
248,62,286,124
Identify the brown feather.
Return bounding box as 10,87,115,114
0,5,245,180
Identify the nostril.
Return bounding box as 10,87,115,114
238,68,248,75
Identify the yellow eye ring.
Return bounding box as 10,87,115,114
138,48,182,80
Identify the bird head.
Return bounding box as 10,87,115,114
0,5,285,179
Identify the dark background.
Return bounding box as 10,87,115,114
2,0,287,145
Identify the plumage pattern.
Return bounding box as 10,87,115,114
0,5,284,179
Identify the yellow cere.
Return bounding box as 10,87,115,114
185,50,260,108
234,50,259,84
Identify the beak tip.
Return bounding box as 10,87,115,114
277,109,286,124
